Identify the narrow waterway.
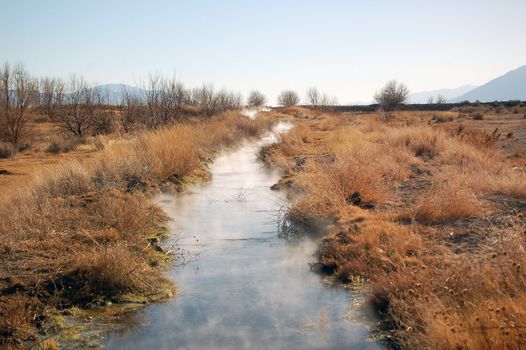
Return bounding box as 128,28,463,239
104,122,380,350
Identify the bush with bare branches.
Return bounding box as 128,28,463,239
39,77,65,122
374,80,409,116
247,90,266,107
191,84,242,116
278,90,300,107
57,76,102,136
120,85,142,132
0,63,38,147
306,87,337,110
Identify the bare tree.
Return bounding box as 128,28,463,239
142,73,164,129
374,80,409,117
436,94,446,104
191,84,242,116
0,63,12,143
92,89,115,135
0,63,38,147
135,75,244,124
57,76,100,137
277,90,299,107
217,89,242,112
306,87,321,106
306,87,338,110
139,74,192,128
120,85,142,133
195,84,217,117
186,87,199,107
321,95,338,112
427,96,434,104
326,95,338,106
247,90,266,107
40,77,65,121
160,79,187,122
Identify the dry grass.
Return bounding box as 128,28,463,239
45,135,84,154
264,107,526,349
413,169,487,223
0,111,273,347
369,222,526,349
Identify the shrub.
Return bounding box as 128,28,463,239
247,90,267,107
277,90,300,107
93,111,116,135
431,114,453,123
472,112,483,120
374,80,409,113
46,142,62,154
45,137,83,154
0,143,15,158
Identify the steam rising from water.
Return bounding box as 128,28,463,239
104,123,381,350
241,107,271,119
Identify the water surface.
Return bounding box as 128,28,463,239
105,123,380,350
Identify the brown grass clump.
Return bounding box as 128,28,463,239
45,135,84,154
260,124,322,168
0,111,273,346
266,109,526,349
413,170,487,223
413,185,483,223
320,219,424,279
491,169,526,198
38,339,60,350
328,145,402,203
140,128,201,181
64,243,152,304
0,295,40,347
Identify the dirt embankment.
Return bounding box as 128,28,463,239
262,107,526,349
0,112,274,348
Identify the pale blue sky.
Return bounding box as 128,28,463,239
1,0,525,104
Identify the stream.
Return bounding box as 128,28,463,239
104,122,380,350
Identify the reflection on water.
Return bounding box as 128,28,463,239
104,122,380,350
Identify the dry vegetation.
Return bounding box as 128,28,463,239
0,112,272,347
0,63,271,348
262,106,526,349
2,60,526,348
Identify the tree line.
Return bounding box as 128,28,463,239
1,61,412,149
0,63,246,148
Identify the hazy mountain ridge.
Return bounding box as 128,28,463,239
408,85,477,103
91,65,526,106
89,83,146,104
451,65,526,102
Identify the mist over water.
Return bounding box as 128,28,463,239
241,107,271,119
104,122,380,350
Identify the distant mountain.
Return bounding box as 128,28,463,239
408,85,477,103
451,65,526,102
90,83,146,104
